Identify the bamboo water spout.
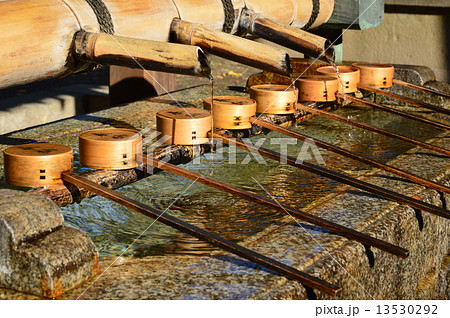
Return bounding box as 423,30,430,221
74,31,211,77
239,9,335,62
170,18,292,76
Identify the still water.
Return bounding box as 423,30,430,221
62,105,442,258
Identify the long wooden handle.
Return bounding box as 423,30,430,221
73,31,211,77
61,172,342,296
213,133,450,220
338,93,450,131
252,116,450,194
393,79,450,99
295,103,450,157
358,83,450,116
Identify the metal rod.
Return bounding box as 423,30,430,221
143,156,409,258
393,79,450,99
358,83,450,116
295,103,450,157
61,172,341,296
212,133,450,220
252,117,450,195
338,93,450,131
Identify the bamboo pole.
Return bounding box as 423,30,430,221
243,0,297,25
0,0,338,88
170,19,292,76
0,0,83,88
172,0,226,31
241,0,336,29
61,172,342,296
239,10,335,61
74,31,211,77
101,0,179,41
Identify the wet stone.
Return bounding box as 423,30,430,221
0,190,99,298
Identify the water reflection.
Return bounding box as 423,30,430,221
61,104,442,258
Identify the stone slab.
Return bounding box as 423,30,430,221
10,226,99,298
0,190,99,298
0,84,108,135
0,189,63,246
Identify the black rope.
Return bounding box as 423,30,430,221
221,0,235,33
303,0,320,30
85,0,114,34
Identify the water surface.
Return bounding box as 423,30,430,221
62,104,442,258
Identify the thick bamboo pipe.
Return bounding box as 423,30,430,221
301,0,335,29
74,31,211,77
0,0,337,88
170,19,292,76
236,1,335,29
241,0,297,25
171,0,227,31
0,0,87,88
97,0,179,40
239,9,335,61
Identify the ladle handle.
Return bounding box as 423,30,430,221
61,172,342,296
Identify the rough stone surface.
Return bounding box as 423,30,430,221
0,190,99,298
11,227,99,298
0,189,63,246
